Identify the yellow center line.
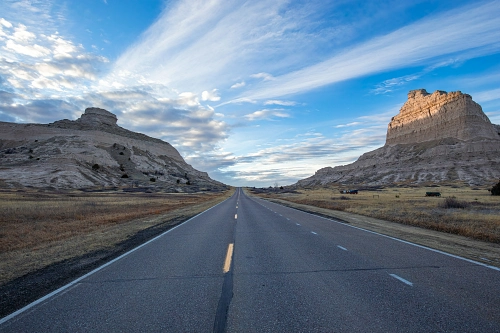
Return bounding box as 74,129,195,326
223,243,234,273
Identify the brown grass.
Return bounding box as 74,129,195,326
254,186,500,243
0,189,234,284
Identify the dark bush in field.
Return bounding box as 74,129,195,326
439,197,468,209
490,180,500,196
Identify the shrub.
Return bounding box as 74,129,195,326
119,152,124,155
491,180,500,196
339,196,351,200
176,179,180,184
121,174,129,178
150,177,156,182
439,197,468,209
92,163,100,170
186,181,191,185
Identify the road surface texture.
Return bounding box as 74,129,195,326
1,188,499,332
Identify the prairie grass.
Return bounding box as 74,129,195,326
256,186,500,243
0,190,228,253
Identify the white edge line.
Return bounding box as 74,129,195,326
390,274,413,286
0,193,235,326
254,198,500,272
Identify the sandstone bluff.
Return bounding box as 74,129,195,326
0,107,227,192
297,89,500,187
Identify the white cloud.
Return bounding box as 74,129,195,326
201,89,221,101
244,109,290,121
472,88,500,103
12,24,35,42
371,74,421,95
0,18,13,28
264,100,297,106
230,81,245,89
335,122,361,128
4,39,50,57
250,72,274,81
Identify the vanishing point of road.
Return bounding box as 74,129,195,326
1,188,499,332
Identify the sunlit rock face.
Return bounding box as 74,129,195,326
295,89,500,187
386,89,499,145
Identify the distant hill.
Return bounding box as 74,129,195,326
0,107,228,192
296,89,500,187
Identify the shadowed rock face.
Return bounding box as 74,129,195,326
78,107,118,127
296,89,500,187
0,108,228,192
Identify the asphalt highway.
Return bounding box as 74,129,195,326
1,188,499,332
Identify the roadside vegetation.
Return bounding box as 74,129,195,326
251,185,500,243
0,188,233,285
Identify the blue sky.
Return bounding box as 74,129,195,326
1,0,499,187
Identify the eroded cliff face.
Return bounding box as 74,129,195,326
0,108,227,191
296,89,500,187
386,89,499,145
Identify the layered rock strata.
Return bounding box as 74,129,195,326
0,108,227,191
386,89,498,145
296,89,500,187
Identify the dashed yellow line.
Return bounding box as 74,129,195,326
223,243,234,273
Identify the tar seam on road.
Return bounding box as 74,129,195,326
254,198,500,272
337,245,348,251
0,193,236,326
390,274,413,286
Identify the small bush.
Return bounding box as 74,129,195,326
439,197,468,209
121,174,129,178
186,181,191,185
491,180,500,196
150,177,156,182
119,152,124,155
92,163,100,171
176,179,180,184
339,196,351,200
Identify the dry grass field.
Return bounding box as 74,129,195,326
254,185,500,243
0,188,233,286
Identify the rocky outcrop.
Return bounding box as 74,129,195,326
386,89,498,145
296,89,500,187
0,108,228,192
77,107,118,127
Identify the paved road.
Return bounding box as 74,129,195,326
1,188,499,332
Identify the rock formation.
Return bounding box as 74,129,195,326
0,108,228,192
386,89,498,145
296,89,500,187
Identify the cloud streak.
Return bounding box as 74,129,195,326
233,1,500,101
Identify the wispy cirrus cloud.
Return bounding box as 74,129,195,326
264,100,297,106
244,109,290,121
232,1,500,102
